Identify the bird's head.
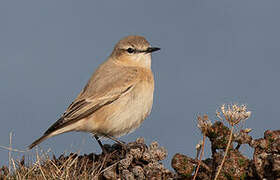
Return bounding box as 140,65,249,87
111,35,160,68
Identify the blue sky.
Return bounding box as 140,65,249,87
1,1,280,167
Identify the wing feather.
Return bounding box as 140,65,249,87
43,65,138,136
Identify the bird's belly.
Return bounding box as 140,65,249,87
92,83,154,137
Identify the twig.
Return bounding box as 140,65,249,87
11,158,17,172
59,153,78,172
23,164,37,178
98,160,120,175
11,158,22,180
0,145,25,153
65,155,79,179
36,149,47,180
96,153,109,176
214,126,234,180
8,132,12,173
193,134,206,180
48,159,61,174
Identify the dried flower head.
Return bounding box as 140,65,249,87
197,114,212,134
216,104,251,126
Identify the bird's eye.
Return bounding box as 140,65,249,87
126,48,135,54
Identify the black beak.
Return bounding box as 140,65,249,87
145,47,160,53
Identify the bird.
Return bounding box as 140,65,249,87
28,35,160,152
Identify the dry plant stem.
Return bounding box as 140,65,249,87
11,158,20,179
98,160,120,176
214,125,234,180
193,134,206,180
96,153,110,176
8,132,12,174
187,159,211,172
59,153,77,172
36,149,47,180
23,163,38,177
0,145,25,153
48,159,61,174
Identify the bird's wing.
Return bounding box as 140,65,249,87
43,67,139,136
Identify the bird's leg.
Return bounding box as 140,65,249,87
104,135,127,151
94,135,107,154
105,135,125,145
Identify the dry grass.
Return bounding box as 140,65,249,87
0,138,173,179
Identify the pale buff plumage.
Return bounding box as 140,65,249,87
28,35,160,149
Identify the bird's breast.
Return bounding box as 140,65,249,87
91,75,154,137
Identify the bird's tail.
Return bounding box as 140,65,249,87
28,134,51,149
28,117,81,149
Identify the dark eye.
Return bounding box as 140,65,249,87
127,48,135,54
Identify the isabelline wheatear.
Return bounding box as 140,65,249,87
28,35,160,151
